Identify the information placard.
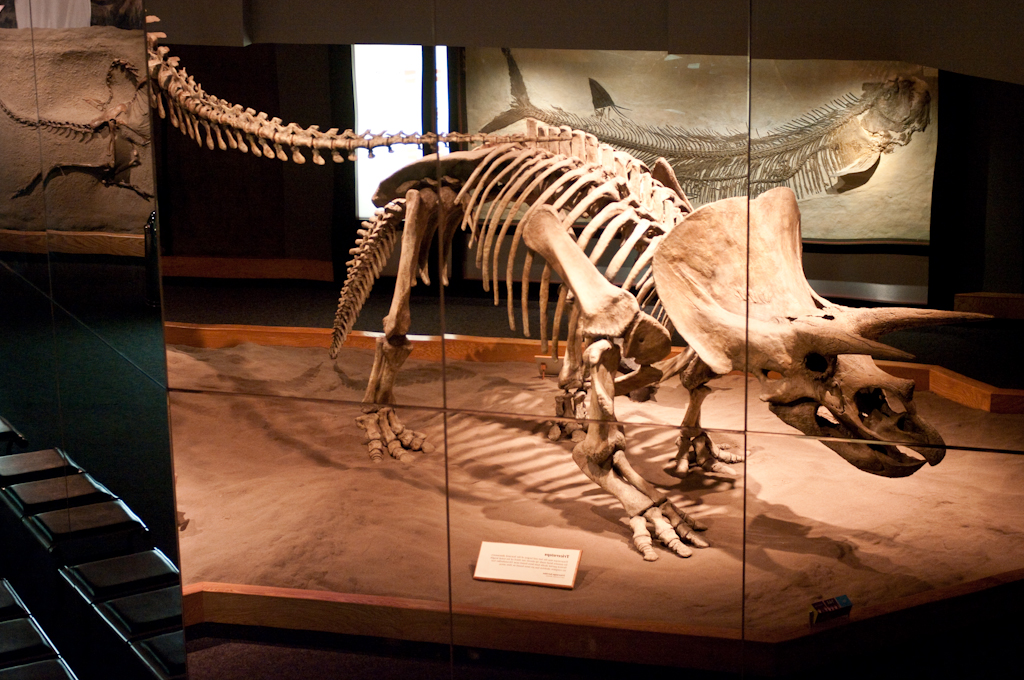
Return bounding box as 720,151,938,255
473,541,581,589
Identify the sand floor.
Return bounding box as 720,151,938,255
167,343,1024,639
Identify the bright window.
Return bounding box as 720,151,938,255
352,45,450,220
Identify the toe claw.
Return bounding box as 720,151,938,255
668,458,691,478
357,408,435,460
546,423,561,441
683,531,710,549
663,536,693,558
703,460,736,475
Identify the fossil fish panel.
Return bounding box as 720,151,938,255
467,48,936,242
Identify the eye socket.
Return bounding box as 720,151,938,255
804,352,829,374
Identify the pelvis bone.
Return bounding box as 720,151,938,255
654,187,982,477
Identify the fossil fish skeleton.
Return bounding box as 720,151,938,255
480,49,932,205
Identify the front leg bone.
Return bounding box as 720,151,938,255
523,206,669,361
571,341,706,561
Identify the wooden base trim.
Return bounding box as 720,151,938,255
0,229,143,257
879,360,1024,413
181,582,742,672
161,256,334,281
163,323,1023,414
166,323,337,350
182,582,451,644
955,292,1024,319
182,567,1024,673
0,229,47,253
163,322,550,364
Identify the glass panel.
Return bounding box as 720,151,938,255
1,175,183,680
748,1,1024,674
447,46,751,428
33,6,164,380
445,413,746,671
153,26,453,669
49,304,178,560
743,432,1024,673
0,3,50,292
171,395,449,599
443,35,749,676
0,263,63,456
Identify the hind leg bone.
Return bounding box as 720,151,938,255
358,187,440,461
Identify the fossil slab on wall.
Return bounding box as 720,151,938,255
0,26,153,233
467,48,937,242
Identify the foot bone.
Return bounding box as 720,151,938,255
629,501,709,561
670,428,745,477
356,406,434,462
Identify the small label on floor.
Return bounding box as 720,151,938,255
809,594,852,625
473,541,581,589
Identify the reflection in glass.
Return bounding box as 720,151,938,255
0,7,50,293
30,2,163,380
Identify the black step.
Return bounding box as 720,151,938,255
0,618,57,668
0,416,28,452
129,631,186,680
60,550,179,605
0,658,78,679
1,474,115,518
22,500,149,565
0,580,28,623
94,586,183,642
0,451,79,487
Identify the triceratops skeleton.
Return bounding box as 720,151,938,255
327,128,975,560
146,23,981,561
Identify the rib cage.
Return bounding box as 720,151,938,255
144,25,696,356
332,122,693,358
330,201,404,357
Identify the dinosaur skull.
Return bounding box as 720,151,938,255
653,187,983,478
761,352,944,477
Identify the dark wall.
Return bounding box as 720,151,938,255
146,1,1024,86
929,71,1024,308
156,43,337,261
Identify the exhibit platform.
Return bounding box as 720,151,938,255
166,324,1024,676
